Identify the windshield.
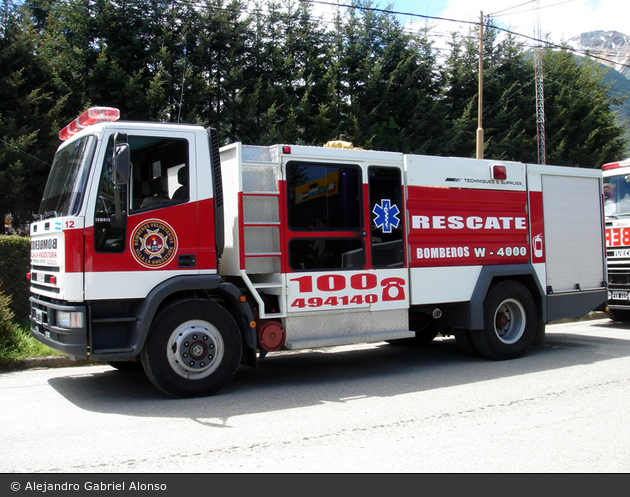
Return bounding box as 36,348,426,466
604,173,630,218
38,136,96,217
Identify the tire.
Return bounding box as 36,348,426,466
472,280,537,360
454,329,480,357
141,298,242,398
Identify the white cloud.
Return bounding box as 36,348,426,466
440,0,630,43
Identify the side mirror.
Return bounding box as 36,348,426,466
111,134,129,230
114,143,130,185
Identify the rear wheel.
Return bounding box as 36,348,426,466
141,298,242,398
472,280,537,360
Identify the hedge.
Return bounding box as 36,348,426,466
0,235,31,324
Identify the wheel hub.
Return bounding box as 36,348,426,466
493,298,526,344
496,311,510,331
167,321,224,379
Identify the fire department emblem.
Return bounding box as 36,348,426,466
131,220,177,268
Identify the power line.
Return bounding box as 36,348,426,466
0,136,51,167
302,0,630,72
490,0,537,17
491,0,575,18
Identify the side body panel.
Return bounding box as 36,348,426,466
404,154,531,310
529,164,607,320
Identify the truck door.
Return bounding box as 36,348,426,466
85,129,198,301
285,159,408,314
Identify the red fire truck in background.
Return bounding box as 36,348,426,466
603,157,630,320
29,108,607,397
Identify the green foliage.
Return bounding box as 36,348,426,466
0,0,628,235
0,237,58,363
0,288,18,344
543,49,628,166
0,286,57,364
0,235,31,323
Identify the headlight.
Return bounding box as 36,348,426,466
57,310,85,329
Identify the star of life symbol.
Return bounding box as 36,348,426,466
372,199,400,234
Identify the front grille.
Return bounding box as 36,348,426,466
607,258,630,290
30,264,61,294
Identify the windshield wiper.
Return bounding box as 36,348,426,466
42,210,59,220
607,213,630,220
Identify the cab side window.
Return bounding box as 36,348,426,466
94,135,189,253
129,137,189,211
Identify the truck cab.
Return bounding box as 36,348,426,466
602,158,630,320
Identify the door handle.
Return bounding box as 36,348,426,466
178,254,196,268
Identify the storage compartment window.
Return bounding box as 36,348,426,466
287,161,361,230
289,238,365,271
287,161,364,271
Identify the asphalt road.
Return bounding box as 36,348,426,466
1,317,629,474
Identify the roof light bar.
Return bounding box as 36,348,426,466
602,158,630,170
59,107,120,140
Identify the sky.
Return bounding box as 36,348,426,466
381,0,630,45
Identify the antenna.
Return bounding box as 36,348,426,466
177,57,187,124
476,11,484,159
534,0,546,164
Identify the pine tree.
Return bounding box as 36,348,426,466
0,4,63,231
543,47,626,167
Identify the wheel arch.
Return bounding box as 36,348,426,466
133,275,257,366
468,265,546,330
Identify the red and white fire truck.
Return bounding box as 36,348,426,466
603,157,630,320
29,108,607,397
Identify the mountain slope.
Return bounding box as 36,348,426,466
568,30,630,80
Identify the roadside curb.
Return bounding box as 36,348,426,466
0,356,106,373
0,312,611,374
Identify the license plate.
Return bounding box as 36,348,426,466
34,309,44,324
611,291,629,301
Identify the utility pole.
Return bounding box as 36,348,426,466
534,0,546,164
476,11,484,159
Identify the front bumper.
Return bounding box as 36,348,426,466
30,296,88,360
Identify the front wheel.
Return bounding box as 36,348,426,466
141,298,242,398
472,280,537,360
